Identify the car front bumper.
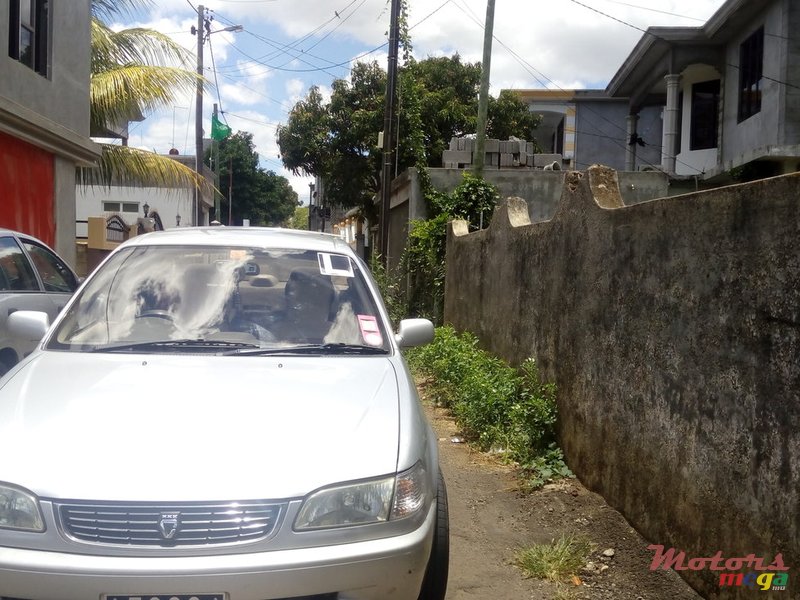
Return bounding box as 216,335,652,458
0,504,435,600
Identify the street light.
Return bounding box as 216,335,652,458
192,6,242,226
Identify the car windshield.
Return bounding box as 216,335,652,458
47,245,390,355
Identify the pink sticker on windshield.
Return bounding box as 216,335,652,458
357,315,383,346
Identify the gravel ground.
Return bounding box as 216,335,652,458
426,401,703,600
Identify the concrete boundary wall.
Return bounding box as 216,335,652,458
444,166,799,598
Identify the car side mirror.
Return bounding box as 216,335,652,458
8,310,50,343
395,318,434,348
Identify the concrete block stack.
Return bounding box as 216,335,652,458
442,137,563,170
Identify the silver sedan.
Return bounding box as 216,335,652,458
0,227,448,600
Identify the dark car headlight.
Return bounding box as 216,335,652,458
0,482,45,532
294,462,430,530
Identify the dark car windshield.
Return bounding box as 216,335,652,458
48,245,390,354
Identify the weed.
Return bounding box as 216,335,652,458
407,326,573,488
368,253,407,328
516,534,593,582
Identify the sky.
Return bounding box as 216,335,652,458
115,0,727,204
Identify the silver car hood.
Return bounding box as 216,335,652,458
0,352,400,502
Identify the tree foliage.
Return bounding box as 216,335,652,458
277,54,540,213
430,172,499,226
402,55,482,168
276,86,330,178
215,132,299,226
375,174,500,325
286,205,309,230
487,90,541,142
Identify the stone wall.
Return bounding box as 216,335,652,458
444,166,799,598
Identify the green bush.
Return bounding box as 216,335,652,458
407,326,573,487
368,253,407,327
393,174,501,325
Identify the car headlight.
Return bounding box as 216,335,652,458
295,462,430,530
0,483,45,532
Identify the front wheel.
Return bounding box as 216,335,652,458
418,470,449,600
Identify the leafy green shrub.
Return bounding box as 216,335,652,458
447,172,500,227
407,326,573,487
404,213,449,323
368,253,407,327
395,174,501,325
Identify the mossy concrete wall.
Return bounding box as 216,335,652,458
444,166,799,598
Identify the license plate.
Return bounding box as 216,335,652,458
105,595,225,600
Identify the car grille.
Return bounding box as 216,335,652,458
58,501,284,547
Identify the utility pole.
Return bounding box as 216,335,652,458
192,10,241,226
228,156,233,226
194,5,205,226
379,0,401,266
212,102,220,221
473,0,496,177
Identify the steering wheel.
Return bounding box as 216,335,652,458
138,309,175,321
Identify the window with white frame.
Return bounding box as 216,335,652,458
103,202,140,213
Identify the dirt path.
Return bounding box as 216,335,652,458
426,403,703,600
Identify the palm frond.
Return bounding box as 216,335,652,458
91,0,153,21
91,65,203,133
78,145,215,198
92,19,195,72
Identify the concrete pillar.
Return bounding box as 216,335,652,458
662,73,681,173
625,113,639,172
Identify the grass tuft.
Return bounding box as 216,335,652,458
515,534,593,582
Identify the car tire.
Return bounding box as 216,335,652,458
418,470,449,600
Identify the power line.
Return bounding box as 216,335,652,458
598,0,705,22
450,3,627,133
206,33,231,126
211,0,450,78
449,0,709,175
569,0,800,91
215,71,296,111
212,0,361,75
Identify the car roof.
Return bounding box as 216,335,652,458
0,228,33,239
0,228,51,246
119,227,356,255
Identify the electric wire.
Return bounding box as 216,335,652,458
449,0,674,175
598,0,704,21
210,0,449,78
206,32,232,127
569,0,800,90
212,0,362,75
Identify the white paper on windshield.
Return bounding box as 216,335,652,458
317,253,354,277
358,315,383,346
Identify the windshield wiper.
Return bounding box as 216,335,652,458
225,343,389,356
89,339,261,353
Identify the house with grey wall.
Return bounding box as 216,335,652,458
514,89,663,173
0,0,100,264
514,0,800,184
609,0,800,180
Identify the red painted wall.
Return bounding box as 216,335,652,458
0,131,55,246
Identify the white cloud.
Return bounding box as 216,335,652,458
113,0,729,203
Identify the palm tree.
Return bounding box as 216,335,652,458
79,0,211,193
